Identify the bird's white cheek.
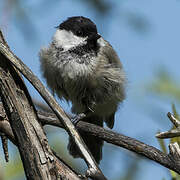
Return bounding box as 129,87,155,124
53,29,87,50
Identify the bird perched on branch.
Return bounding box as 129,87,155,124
39,16,126,164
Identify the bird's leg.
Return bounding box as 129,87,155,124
71,113,87,125
71,99,96,125
71,109,94,125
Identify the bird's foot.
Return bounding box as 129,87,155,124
71,113,86,126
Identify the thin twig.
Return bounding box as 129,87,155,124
156,112,180,139
167,112,180,127
0,133,9,162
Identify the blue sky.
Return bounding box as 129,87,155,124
1,0,180,179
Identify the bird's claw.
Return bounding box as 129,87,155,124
71,113,86,126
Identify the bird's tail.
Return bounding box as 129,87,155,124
68,115,103,164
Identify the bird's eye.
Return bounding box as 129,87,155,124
76,30,83,36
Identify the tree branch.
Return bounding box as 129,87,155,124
1,106,180,174
38,110,180,175
156,112,180,139
0,31,82,180
0,133,9,162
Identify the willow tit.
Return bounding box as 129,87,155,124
39,16,126,164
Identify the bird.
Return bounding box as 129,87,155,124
39,16,126,164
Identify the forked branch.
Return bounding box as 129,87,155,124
0,107,180,174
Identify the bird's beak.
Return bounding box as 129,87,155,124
89,33,101,41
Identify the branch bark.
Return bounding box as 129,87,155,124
0,31,82,180
1,107,180,175
156,112,180,139
38,110,180,175
0,30,106,180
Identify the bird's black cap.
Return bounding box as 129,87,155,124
57,16,99,38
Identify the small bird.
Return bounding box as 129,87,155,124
39,16,126,164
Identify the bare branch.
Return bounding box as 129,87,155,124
40,110,180,174
167,112,180,127
0,32,82,180
1,106,180,174
0,118,15,144
0,30,106,180
33,99,52,112
0,113,84,180
169,143,180,160
156,112,180,139
0,133,9,162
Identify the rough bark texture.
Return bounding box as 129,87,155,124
1,107,180,175
0,30,106,180
0,31,81,180
34,110,180,174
